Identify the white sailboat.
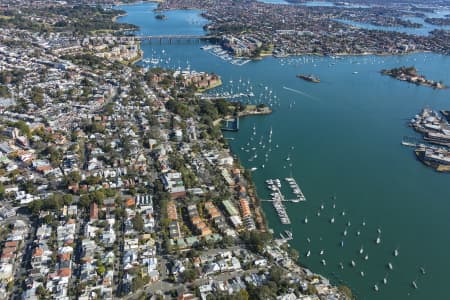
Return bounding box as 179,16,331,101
330,217,335,224
394,249,399,257
304,216,308,224
388,262,393,270
319,249,324,256
374,284,379,292
306,250,311,257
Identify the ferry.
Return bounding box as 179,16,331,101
296,74,321,83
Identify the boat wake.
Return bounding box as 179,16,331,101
282,86,319,101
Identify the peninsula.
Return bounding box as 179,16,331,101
0,1,351,300
381,66,447,89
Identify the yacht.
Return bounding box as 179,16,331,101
340,240,344,247
304,216,308,224
364,254,369,261
412,281,418,289
347,221,351,227
317,211,321,217
376,237,381,244
320,204,325,210
342,211,346,216
362,221,366,226
360,271,365,277
388,262,393,270
359,247,364,254
394,249,399,257
351,260,356,267
306,250,311,257
343,230,347,236
420,267,426,275
383,277,388,285
319,249,324,256
321,259,326,266
356,231,361,236
374,284,379,292
330,217,335,224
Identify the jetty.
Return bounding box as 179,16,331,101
264,178,305,225
201,92,254,100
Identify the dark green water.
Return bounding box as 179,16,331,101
118,4,450,299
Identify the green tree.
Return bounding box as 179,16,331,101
132,214,144,232
182,268,197,283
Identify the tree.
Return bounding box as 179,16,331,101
28,200,43,215
30,87,44,108
62,194,73,205
66,171,81,185
182,268,197,283
132,275,144,292
0,182,5,199
79,194,92,209
132,214,144,232
269,265,283,283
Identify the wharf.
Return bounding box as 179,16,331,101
201,92,254,100
265,179,293,225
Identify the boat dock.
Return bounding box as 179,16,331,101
201,92,254,100
285,177,306,201
275,230,294,244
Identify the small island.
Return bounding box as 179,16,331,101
296,74,320,83
155,14,168,20
381,66,447,89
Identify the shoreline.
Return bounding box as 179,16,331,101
114,6,352,297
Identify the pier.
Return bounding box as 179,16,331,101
201,92,255,100
221,117,239,131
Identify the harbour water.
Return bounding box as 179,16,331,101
118,3,450,299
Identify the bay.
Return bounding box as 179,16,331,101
118,3,450,299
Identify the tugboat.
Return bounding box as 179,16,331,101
296,74,321,83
